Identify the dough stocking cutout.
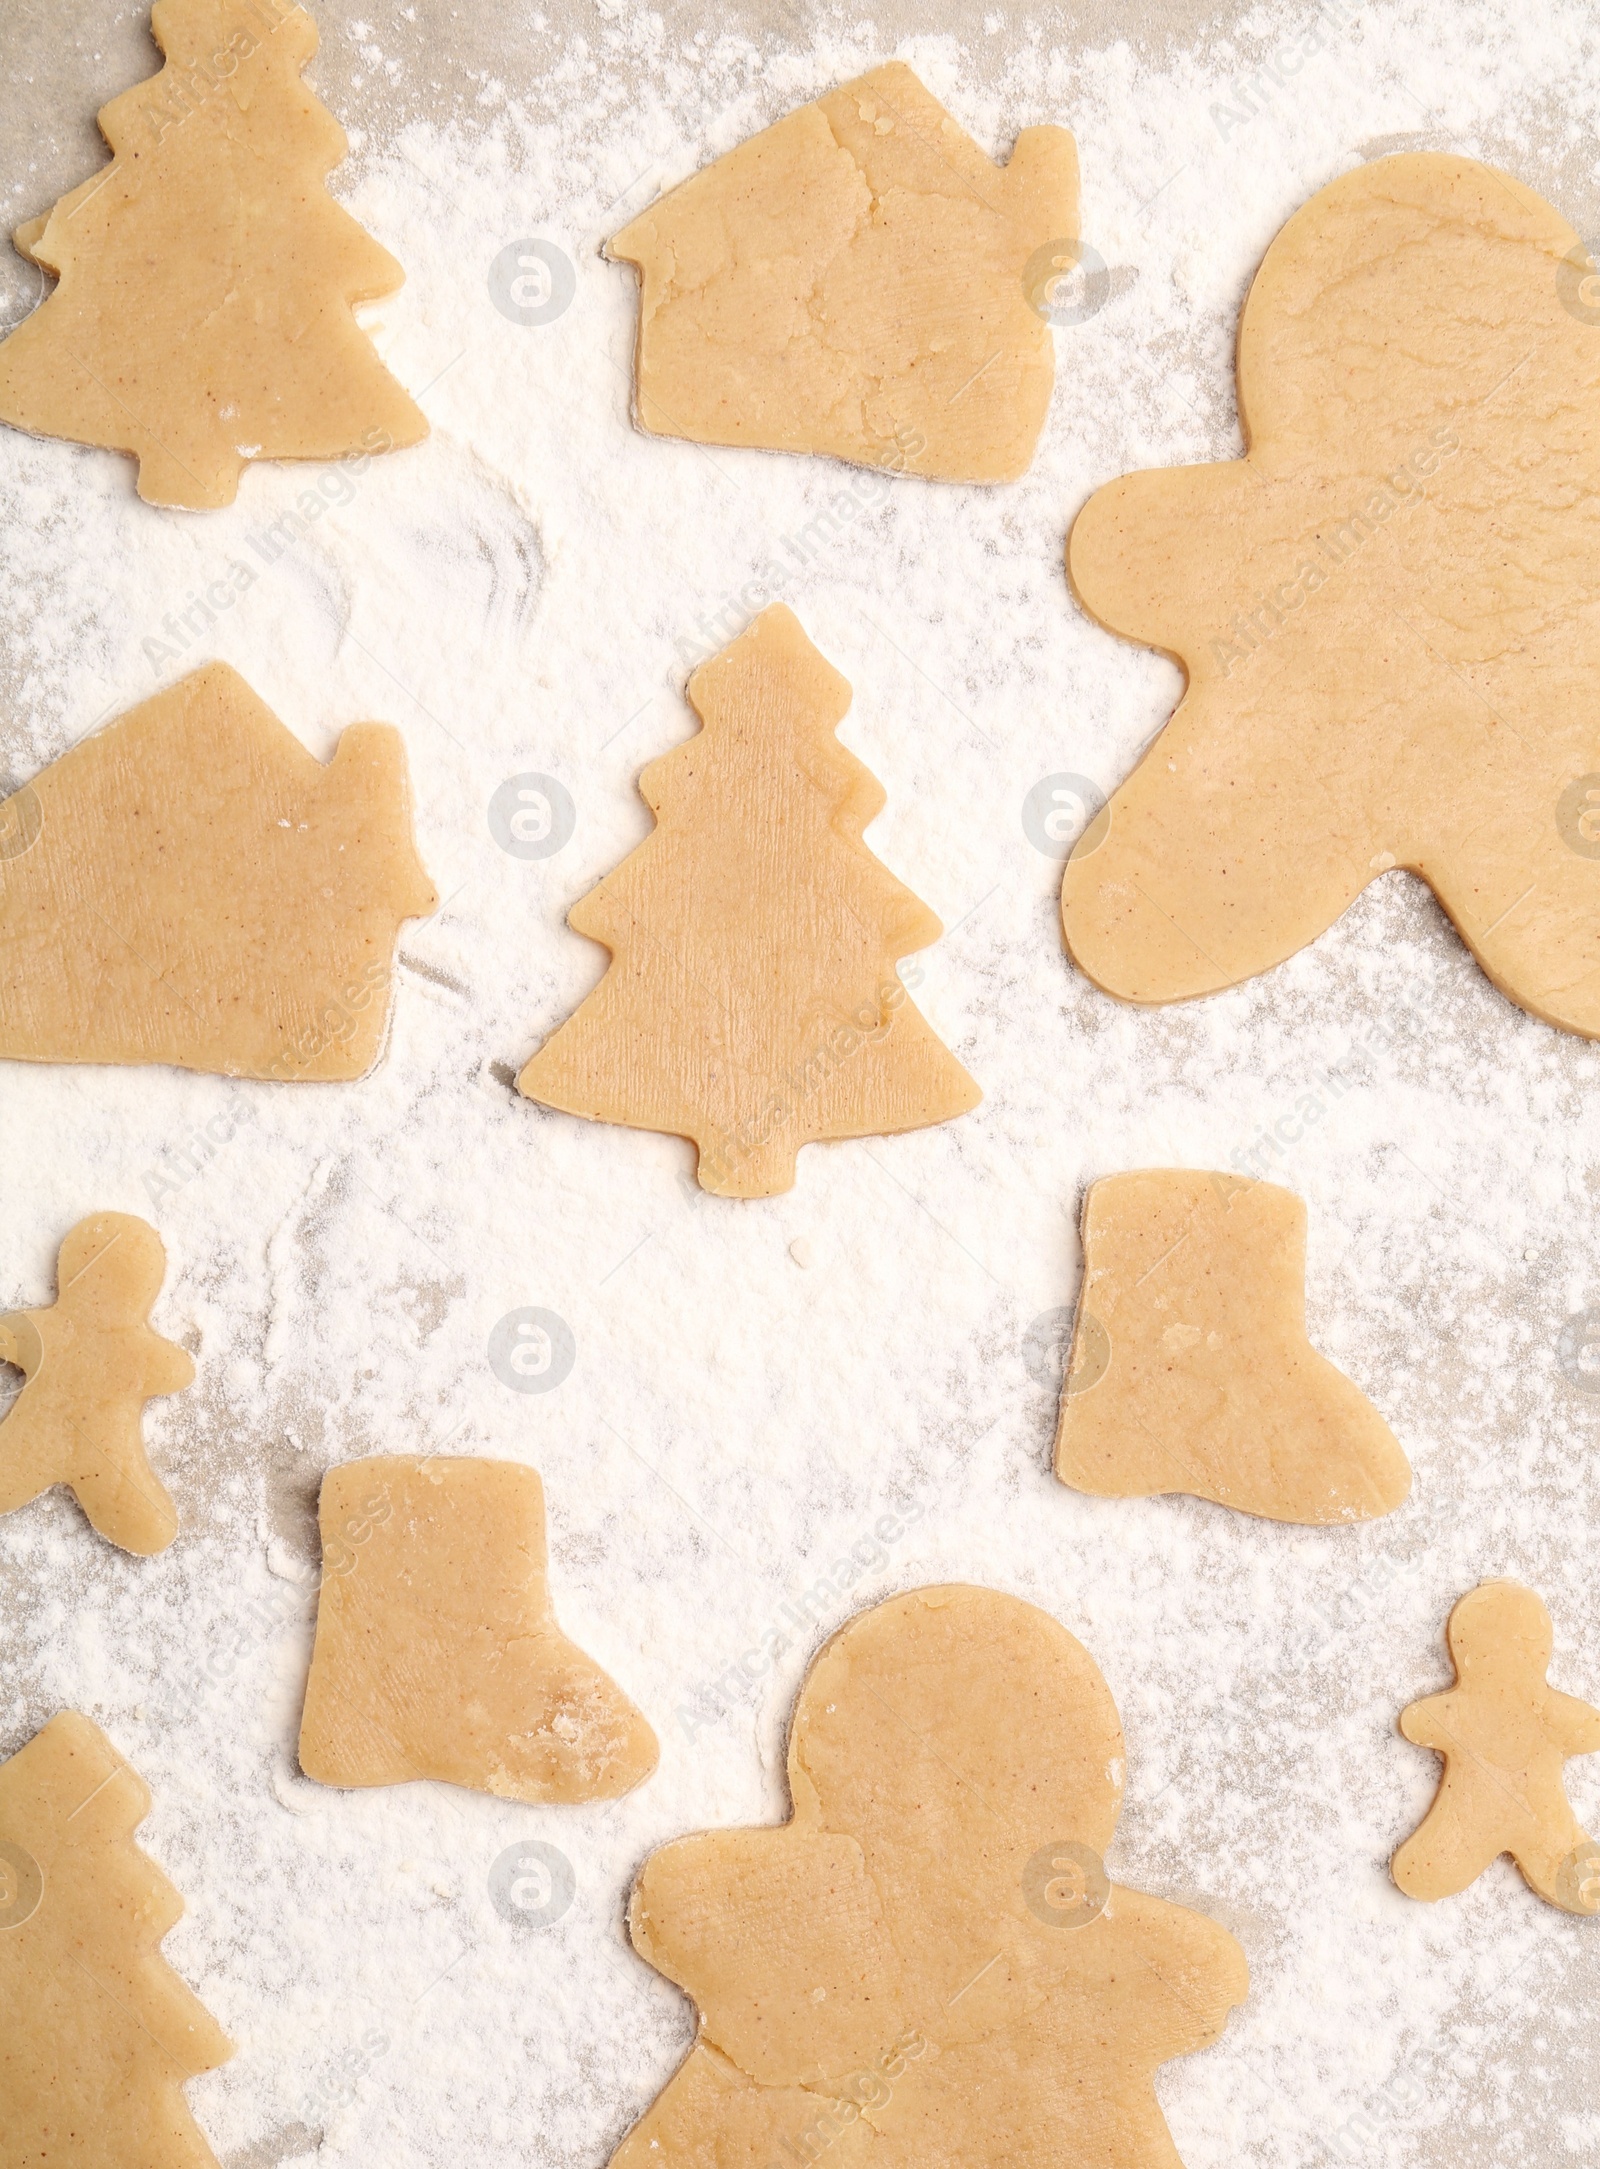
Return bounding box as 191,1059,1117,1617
1064,156,1600,1036
611,1584,1247,2169
0,1213,193,1554
298,1457,659,1802
0,1711,233,2168
519,605,979,1196
0,0,426,508
610,64,1078,483
1055,1172,1410,1523
1394,1581,1600,1914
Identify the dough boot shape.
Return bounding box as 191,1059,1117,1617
298,1456,658,1803
0,1711,233,2168
519,605,979,1196
1055,1172,1410,1523
0,662,437,1079
0,1213,193,1555
612,1584,1247,2169
0,0,426,508
1065,155,1600,1037
610,64,1078,483
1394,1581,1600,1914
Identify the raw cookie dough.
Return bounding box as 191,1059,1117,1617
519,605,980,1197
0,660,437,1079
1054,1172,1410,1523
1394,1581,1600,1913
0,0,427,509
1063,155,1600,1036
611,1584,1247,2169
609,64,1078,484
0,1710,233,2168
298,1456,659,1802
0,1212,193,1554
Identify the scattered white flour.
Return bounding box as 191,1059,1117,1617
2,1,1600,2165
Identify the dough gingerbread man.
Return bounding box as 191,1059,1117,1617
0,1212,194,1555
1393,1581,1600,1914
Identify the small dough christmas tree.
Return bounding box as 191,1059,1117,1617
612,1585,1247,2169
1054,1171,1411,1523
0,0,427,508
0,1711,233,2166
519,605,980,1196
1394,1581,1600,1913
298,1457,658,1803
0,1213,194,1554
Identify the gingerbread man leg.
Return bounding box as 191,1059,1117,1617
1392,1775,1508,1901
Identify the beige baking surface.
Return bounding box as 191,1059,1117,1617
612,1584,1247,2169
1063,154,1600,1036
519,604,980,1196
298,1456,659,1802
0,0,426,509
609,62,1077,484
0,1709,233,2168
1054,1171,1411,1524
1394,1581,1600,1914
0,1212,193,1555
0,660,436,1079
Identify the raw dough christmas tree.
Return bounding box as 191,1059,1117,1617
1064,155,1600,1037
1054,1172,1410,1523
610,64,1078,483
1394,1581,1600,1913
298,1457,658,1803
0,0,426,509
0,661,437,1079
612,1584,1247,2169
0,1710,233,2167
0,1212,193,1554
519,605,979,1196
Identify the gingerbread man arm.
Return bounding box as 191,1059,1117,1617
140,1328,196,1399
1398,1693,1458,1754
1545,1689,1600,1757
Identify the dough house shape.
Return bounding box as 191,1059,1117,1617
0,1213,193,1555
0,1711,233,2168
611,1584,1247,2169
1064,155,1600,1037
1055,1171,1410,1524
0,661,436,1079
299,1456,658,1803
0,0,426,509
519,605,979,1196
609,63,1078,483
1394,1580,1600,1914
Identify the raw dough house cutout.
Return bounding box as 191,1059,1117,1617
610,1584,1247,2169
609,63,1078,484
519,605,979,1197
1055,1171,1410,1524
1063,155,1600,1037
0,1212,193,1555
0,661,436,1079
1394,1580,1600,1914
0,1711,233,2167
298,1456,658,1802
0,0,427,509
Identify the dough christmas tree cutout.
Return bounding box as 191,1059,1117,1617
1394,1581,1600,1914
0,661,437,1079
519,605,980,1197
298,1457,659,1803
0,1711,233,2167
1054,1171,1411,1524
609,63,1078,484
0,1213,194,1555
611,1584,1247,2169
1063,155,1600,1038
0,0,427,509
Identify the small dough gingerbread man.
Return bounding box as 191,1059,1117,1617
1394,1581,1600,1914
0,1212,194,1555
